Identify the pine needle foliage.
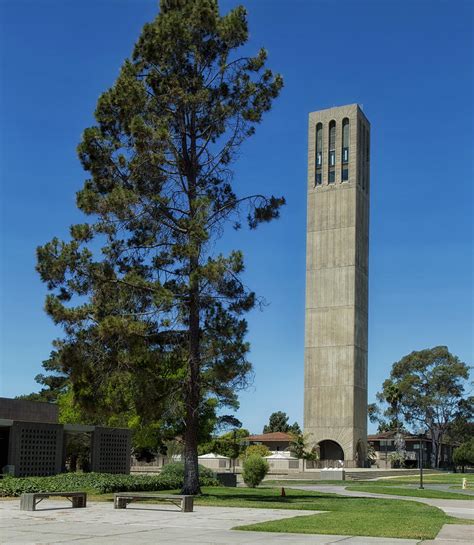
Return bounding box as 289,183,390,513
36,0,284,495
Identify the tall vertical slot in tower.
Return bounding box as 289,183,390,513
304,104,370,466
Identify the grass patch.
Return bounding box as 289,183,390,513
195,487,471,540
265,477,473,498
346,484,471,500
265,479,346,486
382,473,474,486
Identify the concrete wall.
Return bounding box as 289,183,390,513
8,421,63,477
0,397,58,424
91,427,132,474
304,104,369,464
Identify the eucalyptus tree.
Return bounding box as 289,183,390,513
377,346,471,468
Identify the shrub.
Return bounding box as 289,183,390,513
0,472,182,497
159,462,219,486
242,444,270,459
0,467,219,497
242,455,269,488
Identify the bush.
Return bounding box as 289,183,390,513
0,466,219,497
159,462,218,486
0,472,180,497
242,455,269,488
242,444,270,459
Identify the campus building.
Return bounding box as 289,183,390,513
304,104,370,467
0,397,131,477
368,431,457,469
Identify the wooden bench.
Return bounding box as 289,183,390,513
113,492,194,512
20,492,87,511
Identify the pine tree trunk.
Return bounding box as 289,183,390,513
182,282,201,495
181,108,202,496
182,404,200,494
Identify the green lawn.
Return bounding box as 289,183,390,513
266,475,473,499
346,484,471,500
194,487,471,540
385,473,474,485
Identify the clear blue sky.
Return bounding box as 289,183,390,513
0,0,472,434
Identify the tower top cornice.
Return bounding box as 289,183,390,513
309,103,370,126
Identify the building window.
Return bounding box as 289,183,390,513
342,118,349,164
328,120,336,184
329,121,336,154
342,168,348,181
315,122,323,186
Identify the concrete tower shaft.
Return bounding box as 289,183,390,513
304,104,370,466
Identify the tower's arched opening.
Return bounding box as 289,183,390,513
318,440,344,461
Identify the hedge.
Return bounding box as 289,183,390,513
159,462,216,482
0,468,219,497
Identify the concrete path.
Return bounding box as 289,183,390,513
420,523,474,544
0,499,419,545
291,485,474,520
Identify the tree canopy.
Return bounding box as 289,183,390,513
374,346,471,468
36,0,283,494
263,411,301,435
453,438,474,471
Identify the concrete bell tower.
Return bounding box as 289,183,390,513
304,104,370,467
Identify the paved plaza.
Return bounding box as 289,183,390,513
1,486,473,545
0,499,422,545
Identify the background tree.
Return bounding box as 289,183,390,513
36,0,283,495
262,411,301,434
243,444,270,459
446,404,474,444
452,438,474,473
288,432,314,459
198,427,248,458
375,346,471,468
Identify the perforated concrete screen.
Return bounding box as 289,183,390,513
91,427,131,474
9,422,63,477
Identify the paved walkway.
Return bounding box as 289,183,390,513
290,485,474,520
421,523,474,544
0,500,419,545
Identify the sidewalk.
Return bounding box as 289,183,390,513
420,523,473,544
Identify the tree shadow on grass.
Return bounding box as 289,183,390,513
199,492,377,506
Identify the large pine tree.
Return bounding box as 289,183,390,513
36,0,284,494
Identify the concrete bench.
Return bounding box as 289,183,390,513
113,492,194,512
20,492,87,511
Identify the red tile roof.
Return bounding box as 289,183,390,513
245,432,292,442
